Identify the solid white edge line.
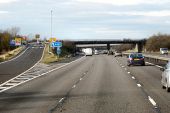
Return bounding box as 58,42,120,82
0,46,28,65
148,96,157,106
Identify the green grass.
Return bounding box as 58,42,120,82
41,44,61,64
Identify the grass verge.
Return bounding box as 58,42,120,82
41,44,66,64
0,46,24,62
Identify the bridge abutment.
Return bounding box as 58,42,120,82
107,43,110,51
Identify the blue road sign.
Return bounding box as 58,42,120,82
10,40,16,46
51,41,62,47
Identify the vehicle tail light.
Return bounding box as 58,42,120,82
129,58,133,60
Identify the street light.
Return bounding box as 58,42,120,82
48,10,53,54
51,10,53,38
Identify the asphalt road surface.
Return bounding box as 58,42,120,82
0,55,169,113
0,44,44,84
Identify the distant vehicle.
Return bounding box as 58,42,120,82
160,48,168,55
76,52,85,56
107,51,113,55
127,53,145,66
161,61,170,92
94,50,99,55
83,48,93,56
114,51,122,57
102,50,108,54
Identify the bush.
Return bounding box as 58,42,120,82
145,33,170,52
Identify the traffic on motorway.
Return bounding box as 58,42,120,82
1,0,170,112
1,45,170,113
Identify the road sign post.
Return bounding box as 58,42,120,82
51,41,62,58
56,47,61,58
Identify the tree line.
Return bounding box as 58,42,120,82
1,26,170,54
114,33,170,52
145,33,170,52
0,27,20,54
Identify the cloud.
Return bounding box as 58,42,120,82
79,27,141,34
165,21,170,24
76,0,170,6
0,0,18,4
0,11,9,14
107,10,170,17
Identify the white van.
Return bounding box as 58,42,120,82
160,48,168,55
83,48,93,56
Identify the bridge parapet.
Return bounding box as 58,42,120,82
73,39,146,52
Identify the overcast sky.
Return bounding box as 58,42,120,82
0,0,170,40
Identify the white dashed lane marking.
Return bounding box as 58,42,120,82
72,85,76,88
146,62,163,68
137,84,142,87
148,96,157,106
132,76,135,79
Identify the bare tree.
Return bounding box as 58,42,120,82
7,27,20,37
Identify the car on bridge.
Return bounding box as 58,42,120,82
127,53,145,66
161,61,170,92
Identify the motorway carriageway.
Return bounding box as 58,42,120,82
0,45,44,84
0,55,169,113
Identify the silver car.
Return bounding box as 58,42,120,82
114,51,122,57
161,61,170,92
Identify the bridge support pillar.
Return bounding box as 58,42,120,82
107,43,110,51
137,43,143,53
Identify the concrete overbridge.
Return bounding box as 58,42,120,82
74,39,146,53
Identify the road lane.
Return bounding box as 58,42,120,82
0,55,158,113
53,55,154,113
116,56,170,113
0,46,44,84
0,56,94,113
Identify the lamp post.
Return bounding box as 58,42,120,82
48,10,53,54
51,10,53,39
